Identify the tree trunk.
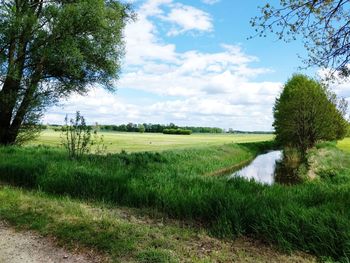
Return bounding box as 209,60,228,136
0,38,17,145
0,78,22,145
7,74,41,144
0,21,29,145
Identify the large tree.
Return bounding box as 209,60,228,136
273,74,348,155
0,0,132,145
251,0,350,76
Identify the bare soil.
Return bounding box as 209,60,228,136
0,221,99,263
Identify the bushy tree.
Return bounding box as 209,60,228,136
138,124,145,133
273,74,348,155
163,128,192,135
0,0,132,145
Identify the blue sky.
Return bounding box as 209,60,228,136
44,0,337,131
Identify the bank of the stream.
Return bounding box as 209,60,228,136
0,186,316,263
0,141,349,261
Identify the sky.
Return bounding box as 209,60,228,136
43,0,347,131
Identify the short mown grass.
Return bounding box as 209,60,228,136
0,141,349,261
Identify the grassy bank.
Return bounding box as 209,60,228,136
0,186,315,262
28,129,273,152
0,141,349,261
309,141,350,181
337,137,350,153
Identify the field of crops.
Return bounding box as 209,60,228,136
29,130,273,152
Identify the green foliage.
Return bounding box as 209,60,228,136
0,186,311,262
251,0,350,75
0,0,132,145
0,187,176,262
61,112,92,159
15,123,46,145
273,74,348,155
92,131,107,155
61,112,106,158
99,123,223,133
0,142,350,261
138,124,146,133
163,129,192,135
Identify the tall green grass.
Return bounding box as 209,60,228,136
0,186,315,262
0,141,349,261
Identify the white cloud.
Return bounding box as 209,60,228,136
138,0,172,16
162,3,213,36
44,84,281,131
120,41,273,98
123,12,178,65
135,0,213,36
45,0,282,131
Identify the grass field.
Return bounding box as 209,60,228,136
1,142,350,261
29,129,273,152
337,137,350,152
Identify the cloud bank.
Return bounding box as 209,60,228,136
44,0,282,131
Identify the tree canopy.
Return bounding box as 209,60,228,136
0,0,132,145
251,0,350,76
273,74,348,154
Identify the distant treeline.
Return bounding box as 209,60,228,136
163,128,192,135
46,123,274,134
98,123,224,133
227,129,273,134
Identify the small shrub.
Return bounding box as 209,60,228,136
163,129,192,135
91,131,107,155
61,112,106,159
61,112,92,159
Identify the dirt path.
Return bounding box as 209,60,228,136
0,222,99,263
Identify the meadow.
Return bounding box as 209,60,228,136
28,129,273,152
0,139,350,262
337,137,350,153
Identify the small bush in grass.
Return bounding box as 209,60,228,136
163,129,192,135
61,112,92,159
61,112,106,159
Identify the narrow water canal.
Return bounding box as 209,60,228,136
229,150,282,185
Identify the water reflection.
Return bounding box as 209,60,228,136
274,153,303,185
229,151,282,185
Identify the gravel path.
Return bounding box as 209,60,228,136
0,222,99,263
